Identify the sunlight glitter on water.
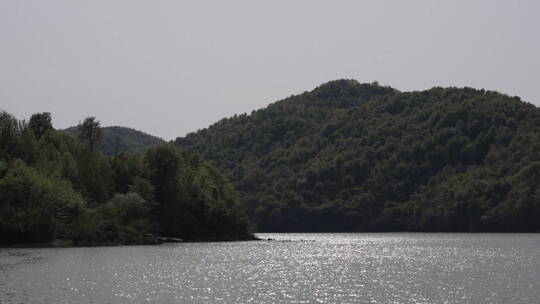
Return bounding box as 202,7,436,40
1,233,539,303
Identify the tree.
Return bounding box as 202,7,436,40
0,111,22,158
144,144,182,235
78,117,103,151
28,112,53,139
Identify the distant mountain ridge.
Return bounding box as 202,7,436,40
176,79,540,232
64,125,165,155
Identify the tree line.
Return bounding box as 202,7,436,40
0,112,253,245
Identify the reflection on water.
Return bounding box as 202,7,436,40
1,233,539,303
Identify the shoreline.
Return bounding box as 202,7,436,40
5,232,540,249
0,234,260,249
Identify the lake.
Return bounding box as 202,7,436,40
1,233,539,303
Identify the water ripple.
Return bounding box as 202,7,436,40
0,233,539,303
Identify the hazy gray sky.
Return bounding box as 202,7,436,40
1,1,539,139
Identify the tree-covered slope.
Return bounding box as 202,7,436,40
64,126,165,156
176,79,540,232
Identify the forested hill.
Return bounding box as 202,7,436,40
64,126,165,156
176,79,540,232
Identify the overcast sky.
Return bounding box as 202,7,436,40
1,1,539,140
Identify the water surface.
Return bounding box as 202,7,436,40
1,233,539,303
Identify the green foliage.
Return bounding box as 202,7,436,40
0,112,252,245
0,111,27,161
77,117,103,152
69,193,155,246
144,145,252,240
176,79,540,232
28,112,53,139
0,160,84,243
73,148,114,204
